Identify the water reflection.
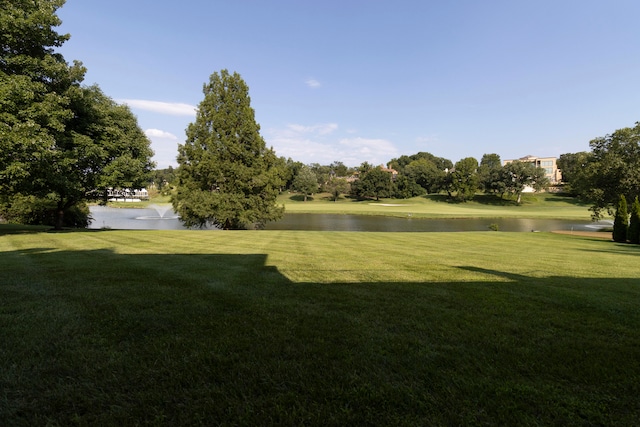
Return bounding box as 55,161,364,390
89,206,611,233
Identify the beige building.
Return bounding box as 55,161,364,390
503,155,562,184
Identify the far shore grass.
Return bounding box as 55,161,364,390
1,227,638,425
106,192,599,221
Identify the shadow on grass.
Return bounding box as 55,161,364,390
1,247,639,425
287,194,314,202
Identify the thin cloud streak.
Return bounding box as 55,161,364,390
145,128,178,140
120,99,197,116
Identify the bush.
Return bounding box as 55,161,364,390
0,194,90,228
628,196,640,244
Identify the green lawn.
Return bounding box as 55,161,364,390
279,192,596,220
1,228,638,425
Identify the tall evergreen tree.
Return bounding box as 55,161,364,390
627,196,640,244
172,70,284,229
612,194,629,243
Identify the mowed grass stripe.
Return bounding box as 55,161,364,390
1,228,639,425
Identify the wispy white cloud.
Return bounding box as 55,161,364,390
305,78,321,89
339,137,399,165
286,123,338,135
145,128,178,140
264,123,398,166
120,99,196,116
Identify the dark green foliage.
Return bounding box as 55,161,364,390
581,123,640,219
613,194,628,242
282,158,304,190
0,194,90,227
0,0,154,229
628,196,640,244
172,70,284,229
291,165,318,201
393,174,425,198
447,157,479,202
389,152,451,195
351,166,393,200
404,158,446,194
500,161,549,204
478,153,505,194
389,151,453,172
324,177,350,201
557,151,591,195
150,167,177,195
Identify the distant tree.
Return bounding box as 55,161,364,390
613,194,629,243
325,177,350,201
393,175,425,199
309,163,331,188
357,161,374,174
352,167,393,201
478,153,504,194
404,158,446,194
150,167,176,193
0,0,154,229
557,152,590,190
329,161,350,177
281,158,304,190
447,157,479,202
172,70,284,229
500,161,549,204
292,165,318,201
389,152,452,172
627,196,640,244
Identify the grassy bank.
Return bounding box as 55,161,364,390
279,192,595,220
1,228,638,425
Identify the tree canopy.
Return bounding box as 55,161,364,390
500,161,549,204
581,123,640,219
172,70,284,229
0,0,154,228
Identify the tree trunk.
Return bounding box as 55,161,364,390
55,209,64,230
517,192,522,204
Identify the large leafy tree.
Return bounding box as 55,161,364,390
404,158,446,194
557,151,590,195
580,123,640,219
291,165,318,201
351,166,393,201
0,0,154,228
478,153,504,195
446,157,479,202
499,161,548,204
172,70,284,229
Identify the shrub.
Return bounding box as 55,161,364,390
628,196,640,244
0,194,90,228
612,194,628,243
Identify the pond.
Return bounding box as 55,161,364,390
89,206,611,233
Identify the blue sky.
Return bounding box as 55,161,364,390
58,0,640,169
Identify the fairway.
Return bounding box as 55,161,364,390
279,193,596,220
1,228,639,425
